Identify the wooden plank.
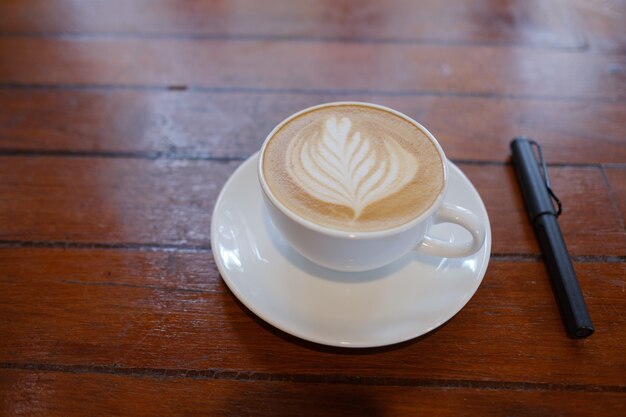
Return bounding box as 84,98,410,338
0,368,624,417
605,167,626,227
0,248,624,386
0,0,583,48
1,157,624,256
0,157,237,246
1,38,624,100
1,90,625,164
0,248,220,294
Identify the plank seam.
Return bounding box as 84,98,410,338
0,240,211,253
0,362,623,392
0,149,622,170
0,83,623,104
0,148,246,162
0,241,623,262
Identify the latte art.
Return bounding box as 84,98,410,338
287,117,418,220
262,104,444,232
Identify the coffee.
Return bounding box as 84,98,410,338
262,104,444,232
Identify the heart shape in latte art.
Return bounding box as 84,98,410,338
287,117,418,220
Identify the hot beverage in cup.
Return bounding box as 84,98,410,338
262,104,445,232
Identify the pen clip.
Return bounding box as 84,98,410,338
528,139,562,216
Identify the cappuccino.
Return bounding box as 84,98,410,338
262,104,444,232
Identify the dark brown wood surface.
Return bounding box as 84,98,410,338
1,90,625,164
1,249,625,386
0,1,624,416
2,368,625,417
1,158,625,256
0,0,585,47
2,37,625,100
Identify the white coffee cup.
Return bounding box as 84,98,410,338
258,102,486,272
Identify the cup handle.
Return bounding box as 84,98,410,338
416,203,486,258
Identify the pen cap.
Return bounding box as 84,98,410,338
510,138,556,221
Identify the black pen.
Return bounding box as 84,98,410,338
510,138,594,339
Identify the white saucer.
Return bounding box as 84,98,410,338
211,153,491,348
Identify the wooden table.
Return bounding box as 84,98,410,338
1,1,625,415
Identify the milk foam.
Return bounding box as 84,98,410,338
262,104,444,232
287,116,418,219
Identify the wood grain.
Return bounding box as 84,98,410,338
1,248,624,386
0,1,624,415
604,167,626,227
1,38,624,101
0,0,583,48
1,90,625,164
1,368,625,417
0,157,237,246
1,157,624,256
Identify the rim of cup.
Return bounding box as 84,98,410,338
258,101,449,239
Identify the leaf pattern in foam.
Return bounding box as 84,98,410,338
288,116,418,220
